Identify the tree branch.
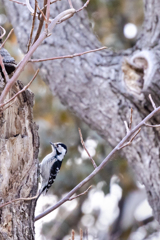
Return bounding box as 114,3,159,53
35,104,160,221
27,0,37,52
29,46,107,62
0,28,14,50
0,69,39,109
9,0,26,5
0,8,76,104
68,185,92,201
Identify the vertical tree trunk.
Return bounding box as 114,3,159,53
2,0,160,227
0,68,39,238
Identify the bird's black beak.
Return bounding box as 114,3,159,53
50,142,56,150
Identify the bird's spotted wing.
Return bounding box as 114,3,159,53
45,160,62,194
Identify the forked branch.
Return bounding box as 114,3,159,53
35,100,160,221
0,69,39,109
0,8,76,104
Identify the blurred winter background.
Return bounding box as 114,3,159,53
1,0,159,239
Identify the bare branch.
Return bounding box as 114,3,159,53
45,0,50,30
41,0,61,12
26,0,36,15
78,128,97,169
0,8,76,104
36,2,47,22
0,29,14,50
27,0,37,52
57,10,75,23
118,128,141,150
68,0,73,8
26,0,56,20
144,123,160,128
9,0,26,5
149,94,157,110
29,46,107,62
0,69,39,109
33,0,48,43
0,54,9,82
69,185,92,201
0,194,38,209
35,104,160,222
76,0,90,13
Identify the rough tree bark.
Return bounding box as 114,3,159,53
2,0,160,230
0,49,39,239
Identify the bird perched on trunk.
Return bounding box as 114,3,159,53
39,142,67,197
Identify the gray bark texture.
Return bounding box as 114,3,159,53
0,76,39,238
2,0,160,233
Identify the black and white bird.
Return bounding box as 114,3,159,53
39,142,67,197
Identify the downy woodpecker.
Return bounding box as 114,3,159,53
39,142,67,196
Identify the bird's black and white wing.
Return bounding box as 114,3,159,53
39,154,56,195
44,160,62,194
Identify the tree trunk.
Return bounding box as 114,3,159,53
2,0,160,224
0,53,39,239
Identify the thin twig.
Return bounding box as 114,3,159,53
0,29,14,50
78,128,97,169
0,55,9,82
129,108,133,129
76,0,90,13
68,0,73,8
26,0,36,15
124,121,129,134
27,0,37,52
0,26,6,39
0,194,38,209
0,8,76,104
41,0,61,12
144,123,160,128
9,0,26,5
69,185,92,201
129,128,141,142
45,0,51,30
36,3,47,22
29,46,107,62
149,94,156,110
118,128,141,150
33,0,48,43
26,0,53,27
0,69,39,108
57,11,75,23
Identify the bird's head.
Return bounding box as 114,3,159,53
50,142,67,161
